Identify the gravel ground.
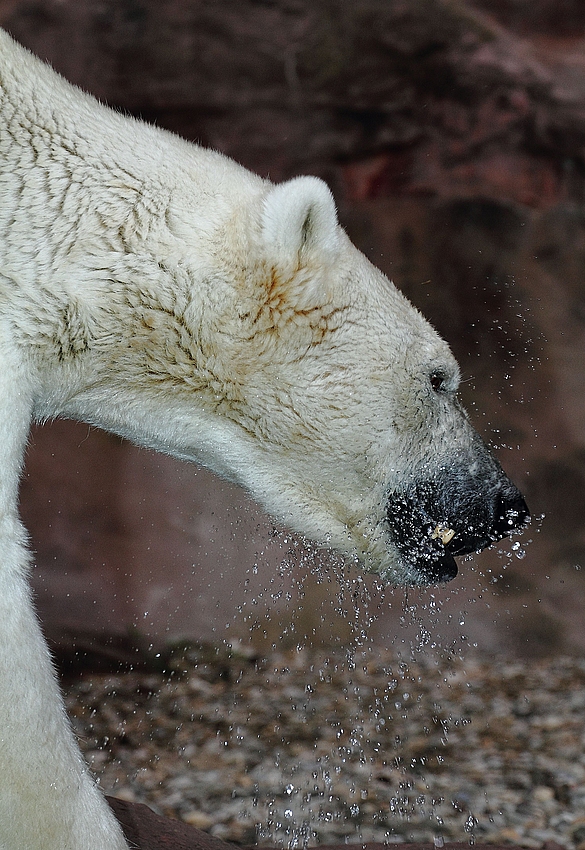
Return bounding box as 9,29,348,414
64,643,585,849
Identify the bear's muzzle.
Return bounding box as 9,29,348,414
386,459,530,584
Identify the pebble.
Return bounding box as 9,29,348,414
64,645,585,847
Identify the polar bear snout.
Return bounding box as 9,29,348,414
446,487,530,559
386,461,530,586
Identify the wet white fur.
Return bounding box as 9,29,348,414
0,30,459,849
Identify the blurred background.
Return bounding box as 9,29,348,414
5,0,585,661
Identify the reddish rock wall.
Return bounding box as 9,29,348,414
4,0,585,657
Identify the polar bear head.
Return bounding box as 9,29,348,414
195,175,529,586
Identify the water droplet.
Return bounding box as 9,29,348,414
464,811,478,843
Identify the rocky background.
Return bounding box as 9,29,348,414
4,0,585,659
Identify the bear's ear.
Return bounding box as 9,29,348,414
261,176,340,276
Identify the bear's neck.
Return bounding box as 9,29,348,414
0,30,269,443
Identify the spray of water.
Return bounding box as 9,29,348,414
230,530,511,848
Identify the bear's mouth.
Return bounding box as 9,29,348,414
386,486,530,585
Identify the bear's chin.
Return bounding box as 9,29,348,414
417,551,459,584
384,549,459,587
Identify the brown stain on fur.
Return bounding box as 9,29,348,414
109,262,351,445
244,266,348,353
53,302,92,362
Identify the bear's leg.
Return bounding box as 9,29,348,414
0,539,129,850
0,378,127,849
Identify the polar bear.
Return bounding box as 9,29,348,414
0,29,528,850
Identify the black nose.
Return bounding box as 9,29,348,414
492,491,531,541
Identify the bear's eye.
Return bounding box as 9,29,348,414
430,370,446,393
